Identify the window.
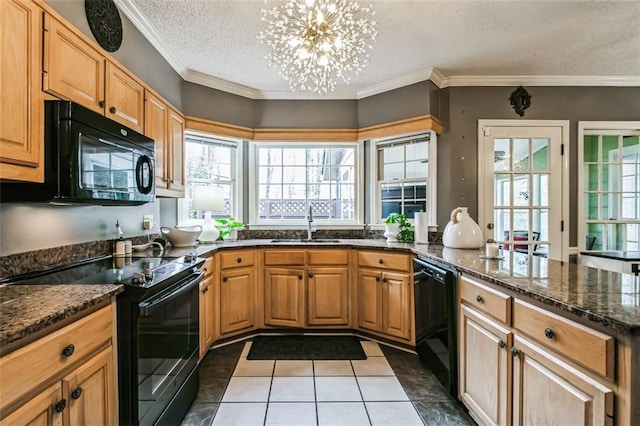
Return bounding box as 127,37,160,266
579,122,640,251
372,132,437,224
249,142,361,225
179,132,241,224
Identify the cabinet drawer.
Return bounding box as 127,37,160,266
264,250,305,266
460,275,511,324
0,304,113,411
200,256,214,277
220,250,255,269
308,250,348,265
512,299,614,380
358,251,411,271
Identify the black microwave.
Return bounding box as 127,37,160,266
1,101,155,205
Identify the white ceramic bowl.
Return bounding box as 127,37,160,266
160,225,203,247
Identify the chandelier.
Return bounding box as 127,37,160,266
257,0,377,94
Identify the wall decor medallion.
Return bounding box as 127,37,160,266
85,0,123,52
509,86,531,117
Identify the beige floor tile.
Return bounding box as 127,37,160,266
315,376,362,402
357,377,409,401
317,402,371,426
222,377,272,402
360,341,385,357
240,342,252,357
232,358,275,376
212,402,267,426
265,402,317,426
313,360,354,376
273,360,313,376
366,401,423,426
269,377,315,402
351,357,394,376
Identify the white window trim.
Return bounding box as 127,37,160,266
369,131,438,229
248,141,364,227
577,121,640,257
177,133,244,226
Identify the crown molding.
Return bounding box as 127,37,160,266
436,74,640,88
356,68,436,99
184,70,262,99
113,0,188,77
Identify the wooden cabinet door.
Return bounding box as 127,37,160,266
219,267,255,336
199,276,214,359
307,267,348,326
0,0,44,183
61,346,115,426
264,268,305,328
381,271,411,340
459,305,512,426
43,14,104,113
357,269,382,332
144,91,169,193
105,62,144,133
0,382,63,426
167,108,185,195
512,335,613,426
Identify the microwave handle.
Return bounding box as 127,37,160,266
136,155,153,194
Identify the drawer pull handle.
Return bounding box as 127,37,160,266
98,100,106,108
498,340,506,349
109,106,116,114
237,258,242,263
308,272,314,278
378,259,384,264
511,347,519,357
476,295,483,303
55,399,67,413
62,344,75,358
222,277,228,282
544,328,554,339
71,387,83,400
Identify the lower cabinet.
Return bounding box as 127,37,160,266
307,267,349,326
0,383,62,426
264,267,305,327
199,275,214,359
219,266,256,336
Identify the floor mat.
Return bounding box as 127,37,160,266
246,335,367,360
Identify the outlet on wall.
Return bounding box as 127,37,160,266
143,215,154,230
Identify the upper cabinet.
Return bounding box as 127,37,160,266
0,0,44,183
43,13,144,133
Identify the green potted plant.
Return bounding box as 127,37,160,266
384,213,414,243
214,217,245,241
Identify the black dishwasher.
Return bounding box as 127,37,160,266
414,257,458,396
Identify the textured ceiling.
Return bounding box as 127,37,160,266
122,0,640,99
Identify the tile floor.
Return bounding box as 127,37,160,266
181,339,474,426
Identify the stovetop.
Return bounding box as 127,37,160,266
1,254,203,288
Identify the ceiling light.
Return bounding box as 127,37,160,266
257,0,377,94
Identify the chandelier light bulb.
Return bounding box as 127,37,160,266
257,0,377,94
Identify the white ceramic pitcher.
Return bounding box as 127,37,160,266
442,207,484,249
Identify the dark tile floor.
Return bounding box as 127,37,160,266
181,340,475,426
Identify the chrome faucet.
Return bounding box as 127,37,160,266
307,205,314,240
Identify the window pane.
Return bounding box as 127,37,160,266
513,138,530,172
260,200,282,219
282,200,306,219
283,148,306,165
335,147,355,166
532,209,548,242
338,166,354,183
532,139,549,171
259,148,282,166
406,160,427,179
513,175,530,206
307,148,326,166
622,136,640,161
494,209,510,242
405,142,428,160
585,193,599,219
384,146,404,163
583,135,599,162
382,201,402,218
283,167,306,184
587,223,603,250
602,135,619,162
404,183,427,199
532,174,548,206
494,174,510,207
601,193,620,220
381,184,402,200
383,162,404,180
259,184,281,199
513,209,530,233
259,166,282,184
584,164,599,191
494,139,510,171
282,184,306,199
621,193,639,219
404,202,426,219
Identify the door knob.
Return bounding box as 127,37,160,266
487,223,494,230
109,106,116,114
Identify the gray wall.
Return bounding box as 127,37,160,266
181,82,255,128
46,0,182,109
437,86,640,246
254,100,358,129
357,81,434,128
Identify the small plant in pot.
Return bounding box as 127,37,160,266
384,213,414,243
214,217,245,241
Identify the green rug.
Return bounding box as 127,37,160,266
246,335,367,360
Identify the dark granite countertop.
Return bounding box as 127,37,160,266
0,284,122,353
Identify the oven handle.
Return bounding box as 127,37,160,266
139,271,203,317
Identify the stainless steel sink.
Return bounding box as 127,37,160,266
270,239,341,243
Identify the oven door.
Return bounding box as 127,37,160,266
136,272,201,426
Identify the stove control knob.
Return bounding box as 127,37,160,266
131,272,146,285
144,270,154,281
184,253,197,263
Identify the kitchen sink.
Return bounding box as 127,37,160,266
270,239,341,243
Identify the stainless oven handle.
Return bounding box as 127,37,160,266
139,271,203,317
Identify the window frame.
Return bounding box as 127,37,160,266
248,141,364,228
369,131,438,227
177,131,243,226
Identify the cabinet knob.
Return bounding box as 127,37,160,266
476,295,483,303
237,258,242,263
308,272,314,278
511,347,519,357
61,344,75,358
202,287,208,294
55,399,67,413
544,328,554,339
109,106,116,114
71,387,83,400
378,259,384,264
498,340,506,349
298,275,303,280
382,277,387,283
98,100,106,108
375,276,380,282
222,277,228,282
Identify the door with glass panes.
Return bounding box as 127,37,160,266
479,122,566,261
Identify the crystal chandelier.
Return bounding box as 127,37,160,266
257,0,377,94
